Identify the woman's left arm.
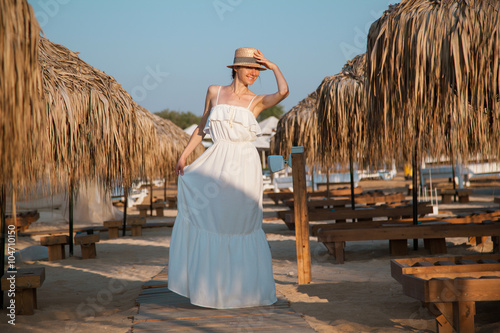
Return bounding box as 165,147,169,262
253,50,289,114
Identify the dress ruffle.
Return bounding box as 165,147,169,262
203,104,262,137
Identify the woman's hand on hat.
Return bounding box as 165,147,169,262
254,50,276,70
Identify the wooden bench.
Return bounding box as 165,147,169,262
129,217,147,236
136,204,150,217
40,235,69,261
1,267,45,315
103,220,122,239
267,186,363,205
153,202,167,216
317,221,500,264
391,255,500,332
166,196,177,209
440,188,472,203
284,202,433,230
74,232,100,259
284,191,406,209
6,210,40,233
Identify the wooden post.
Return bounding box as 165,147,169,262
11,189,16,237
0,184,6,309
291,146,311,285
326,167,331,199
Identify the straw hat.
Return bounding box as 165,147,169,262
227,47,267,71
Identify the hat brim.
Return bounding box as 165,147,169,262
227,63,267,71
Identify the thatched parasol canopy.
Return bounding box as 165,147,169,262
0,0,45,187
39,37,200,188
316,54,367,167
366,0,500,163
273,54,368,171
272,90,319,168
135,105,204,180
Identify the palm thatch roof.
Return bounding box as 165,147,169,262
366,0,500,163
272,90,319,168
135,105,204,179
273,54,368,171
316,54,367,167
39,36,202,188
1,0,45,187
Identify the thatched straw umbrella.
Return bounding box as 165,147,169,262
1,0,44,307
40,37,203,186
366,0,500,247
315,54,367,206
273,54,367,202
272,90,319,168
316,54,367,167
39,36,204,245
1,0,45,187
366,0,500,164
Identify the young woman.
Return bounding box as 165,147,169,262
168,47,288,309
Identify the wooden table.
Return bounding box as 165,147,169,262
1,267,45,315
391,255,500,332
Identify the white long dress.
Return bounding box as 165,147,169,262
168,87,277,309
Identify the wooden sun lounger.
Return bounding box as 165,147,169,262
317,221,500,264
391,255,500,332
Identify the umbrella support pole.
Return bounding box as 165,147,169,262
291,147,311,285
69,180,74,256
412,147,419,251
349,140,355,210
150,181,153,216
0,184,6,308
123,186,129,237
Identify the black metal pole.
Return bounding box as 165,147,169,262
150,181,153,216
163,176,167,202
412,147,419,251
0,184,6,309
69,179,74,256
349,139,355,210
123,186,128,237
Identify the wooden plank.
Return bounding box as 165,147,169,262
287,192,406,209
266,187,363,204
1,267,45,290
392,254,500,268
453,301,475,332
425,277,500,302
132,267,315,332
318,223,500,243
432,302,454,333
289,202,433,223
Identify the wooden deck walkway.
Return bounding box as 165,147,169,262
132,267,315,332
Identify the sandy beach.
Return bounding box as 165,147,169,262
1,174,500,332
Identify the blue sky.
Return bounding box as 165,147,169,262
28,0,394,116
